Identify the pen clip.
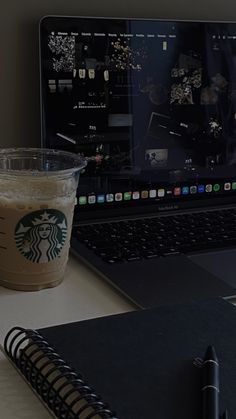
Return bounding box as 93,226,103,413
193,357,204,368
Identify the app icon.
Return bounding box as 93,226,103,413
182,186,189,195
224,182,231,191
232,182,236,190
213,184,220,192
88,195,96,204
141,190,149,199
157,188,165,197
163,41,168,50
106,193,114,202
97,195,105,203
79,196,87,205
115,193,123,201
190,186,197,194
166,189,173,195
205,184,212,193
149,189,157,198
174,187,181,196
133,191,140,200
124,192,132,200
198,185,205,193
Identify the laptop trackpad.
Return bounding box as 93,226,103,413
189,249,236,289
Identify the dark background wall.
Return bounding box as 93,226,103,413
1,0,236,148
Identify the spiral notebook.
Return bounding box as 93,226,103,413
3,297,236,419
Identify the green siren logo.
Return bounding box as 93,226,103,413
14,209,67,263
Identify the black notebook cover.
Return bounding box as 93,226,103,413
35,298,236,419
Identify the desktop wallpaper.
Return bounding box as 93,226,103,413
40,18,236,209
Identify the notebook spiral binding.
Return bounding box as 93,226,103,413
4,326,118,419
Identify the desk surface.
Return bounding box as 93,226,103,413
0,255,135,418
0,255,135,343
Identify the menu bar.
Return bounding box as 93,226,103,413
52,31,176,39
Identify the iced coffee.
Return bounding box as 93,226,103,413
0,148,86,291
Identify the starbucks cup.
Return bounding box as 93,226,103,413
0,148,86,291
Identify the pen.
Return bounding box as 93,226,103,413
202,345,219,419
222,409,229,419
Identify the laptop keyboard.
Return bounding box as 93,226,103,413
73,208,236,263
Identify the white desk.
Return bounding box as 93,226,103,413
0,255,135,418
0,255,135,343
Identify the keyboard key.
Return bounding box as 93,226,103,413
74,207,236,263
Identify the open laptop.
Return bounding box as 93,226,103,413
39,15,236,308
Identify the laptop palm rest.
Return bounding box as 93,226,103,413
97,255,236,308
190,249,236,290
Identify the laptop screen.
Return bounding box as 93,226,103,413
40,16,236,214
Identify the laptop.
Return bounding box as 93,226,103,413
39,15,236,308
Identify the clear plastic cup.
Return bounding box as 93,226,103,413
0,148,86,291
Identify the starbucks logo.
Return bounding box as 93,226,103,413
14,209,67,263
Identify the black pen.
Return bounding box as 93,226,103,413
202,345,219,419
222,409,229,419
